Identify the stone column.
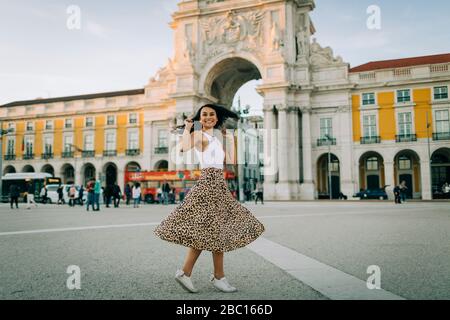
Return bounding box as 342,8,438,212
300,107,315,199
420,159,432,200
262,104,277,200
384,161,395,200
277,105,289,187
338,106,355,198
142,120,152,171
287,106,300,199
117,169,125,190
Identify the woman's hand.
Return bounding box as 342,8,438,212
184,118,194,132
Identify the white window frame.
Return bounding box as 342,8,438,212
26,121,34,132
45,120,54,131
127,129,139,150
398,155,412,170
319,118,333,139
8,122,15,132
65,118,73,129
361,92,376,106
128,113,138,125
157,129,168,148
43,135,53,154
397,112,413,136
433,85,449,101
396,89,412,104
104,130,116,151
361,113,378,138
63,135,73,152
6,137,15,155
106,115,116,126
25,135,34,155
83,133,94,151
85,116,95,128
434,109,450,134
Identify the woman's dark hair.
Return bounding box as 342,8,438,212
175,104,239,133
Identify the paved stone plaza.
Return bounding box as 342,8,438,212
0,201,449,300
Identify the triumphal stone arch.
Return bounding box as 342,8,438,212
144,0,351,200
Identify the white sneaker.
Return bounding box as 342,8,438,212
210,275,237,293
175,270,198,293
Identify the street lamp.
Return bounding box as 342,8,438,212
0,121,14,201
324,134,333,200
426,112,432,198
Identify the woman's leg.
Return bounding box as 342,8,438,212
212,252,225,279
182,248,202,276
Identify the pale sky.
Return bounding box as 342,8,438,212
1,0,449,113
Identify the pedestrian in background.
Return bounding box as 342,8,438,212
86,180,95,211
40,185,48,204
57,185,64,205
113,183,122,208
161,180,171,205
94,179,101,211
400,181,408,203
254,180,264,205
69,184,76,207
78,185,84,206
132,183,141,208
26,180,38,209
393,184,401,204
10,183,20,209
125,183,132,205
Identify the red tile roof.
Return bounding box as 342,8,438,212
1,88,144,108
349,53,450,73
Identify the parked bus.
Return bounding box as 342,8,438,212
1,173,61,203
124,169,237,203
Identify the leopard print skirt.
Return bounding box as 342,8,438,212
154,167,265,252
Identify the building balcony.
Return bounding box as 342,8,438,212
103,150,117,157
61,151,74,158
23,153,35,160
126,149,140,156
433,132,450,141
154,147,168,154
396,134,417,143
41,153,54,160
82,150,95,158
360,136,381,144
317,137,337,147
4,154,16,161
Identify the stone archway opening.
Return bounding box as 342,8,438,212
3,165,16,175
155,160,168,172
22,165,35,173
359,152,385,191
317,153,340,199
205,57,262,107
125,162,141,173
82,163,96,186
394,150,421,199
431,148,450,199
41,164,55,177
103,163,118,186
61,164,75,184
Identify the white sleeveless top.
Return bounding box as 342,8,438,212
194,131,225,170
